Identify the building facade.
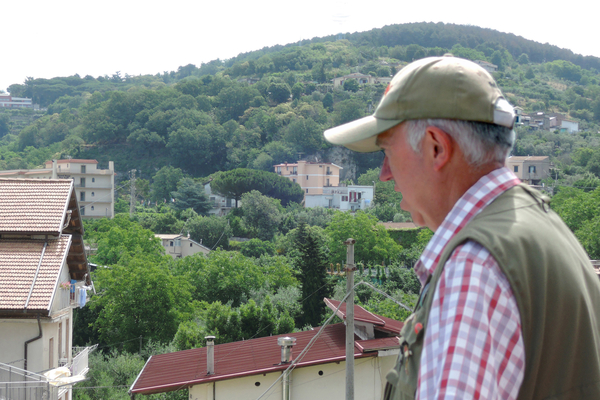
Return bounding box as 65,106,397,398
0,179,94,400
506,156,551,185
332,73,391,89
305,185,374,211
155,234,211,259
274,161,342,196
0,159,115,218
0,94,35,109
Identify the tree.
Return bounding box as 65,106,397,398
291,222,332,327
291,82,304,100
343,78,360,92
91,255,192,352
284,118,324,154
185,215,232,250
241,190,282,241
151,166,184,202
210,169,303,207
325,211,402,266
170,178,212,215
267,82,291,104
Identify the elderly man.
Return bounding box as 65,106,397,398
324,55,600,400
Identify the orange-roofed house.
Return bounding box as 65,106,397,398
0,178,95,400
129,298,403,400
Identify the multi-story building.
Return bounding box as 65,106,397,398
0,94,35,109
0,159,115,218
305,185,374,211
506,156,551,185
0,178,95,400
274,160,342,196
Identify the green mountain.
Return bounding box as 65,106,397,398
1,22,599,187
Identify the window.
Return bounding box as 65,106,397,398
92,177,95,183
306,175,309,180
91,206,94,211
529,165,536,173
326,178,330,186
174,239,181,246
277,166,281,174
292,179,296,183
514,166,519,172
81,165,86,173
306,189,309,193
80,191,85,201
80,206,85,216
170,241,174,247
80,177,85,187
91,192,95,197
190,243,193,247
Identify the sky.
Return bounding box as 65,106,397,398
2,0,599,94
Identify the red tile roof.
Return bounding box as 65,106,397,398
131,321,401,396
324,298,404,335
0,179,73,234
0,236,71,313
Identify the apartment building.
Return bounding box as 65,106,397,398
0,159,115,218
0,94,34,109
274,160,342,196
506,156,550,185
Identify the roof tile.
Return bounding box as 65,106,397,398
0,179,72,233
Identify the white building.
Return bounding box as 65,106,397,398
0,159,115,218
0,94,35,109
305,185,374,211
155,234,211,259
561,119,579,133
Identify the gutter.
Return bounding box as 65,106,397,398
24,314,43,371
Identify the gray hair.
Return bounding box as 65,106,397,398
404,119,515,167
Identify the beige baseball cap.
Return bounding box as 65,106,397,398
324,55,515,152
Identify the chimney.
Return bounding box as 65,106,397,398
206,336,215,375
52,160,57,179
277,337,296,364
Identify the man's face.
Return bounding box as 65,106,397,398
377,122,430,227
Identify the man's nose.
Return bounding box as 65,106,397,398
379,156,392,182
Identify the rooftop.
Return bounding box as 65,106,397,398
0,237,71,314
130,303,403,396
0,179,79,235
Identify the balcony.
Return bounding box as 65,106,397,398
326,170,333,175
0,362,58,400
56,282,89,310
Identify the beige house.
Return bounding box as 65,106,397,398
275,161,342,196
332,73,391,88
155,234,211,259
506,156,551,185
473,60,498,72
129,299,403,400
0,159,115,219
0,179,95,400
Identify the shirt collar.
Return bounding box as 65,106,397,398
415,166,521,283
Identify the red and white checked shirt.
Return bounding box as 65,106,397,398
414,167,525,400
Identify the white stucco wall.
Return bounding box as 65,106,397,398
188,354,398,400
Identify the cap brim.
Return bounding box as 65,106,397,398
324,116,401,153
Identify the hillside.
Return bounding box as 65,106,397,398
1,22,599,186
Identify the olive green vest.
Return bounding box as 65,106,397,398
384,184,600,400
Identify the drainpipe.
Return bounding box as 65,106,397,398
278,337,296,400
24,314,42,371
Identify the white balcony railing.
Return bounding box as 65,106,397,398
0,362,58,400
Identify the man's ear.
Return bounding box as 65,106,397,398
423,126,454,171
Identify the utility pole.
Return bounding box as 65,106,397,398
344,238,357,400
129,169,137,217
